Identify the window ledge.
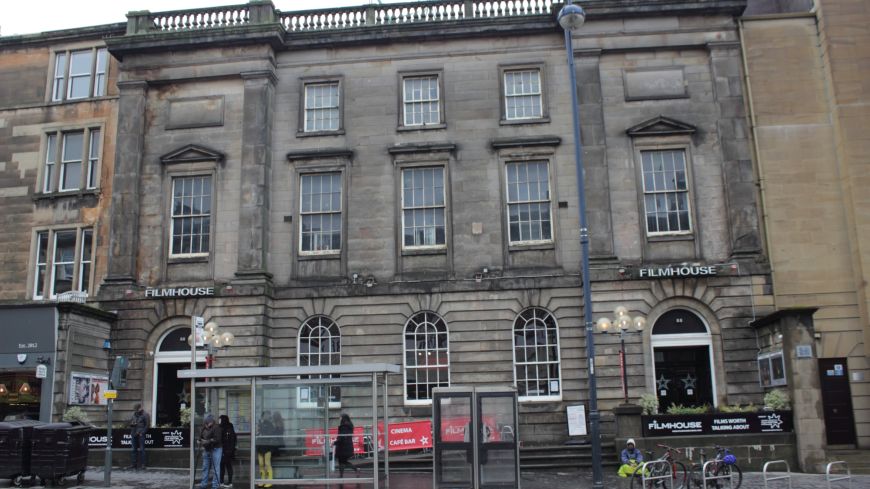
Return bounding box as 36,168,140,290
48,95,116,105
168,256,209,264
404,400,434,407
397,123,446,132
508,242,555,252
298,252,341,261
33,189,100,202
402,247,447,257
647,233,694,243
296,129,346,138
499,117,550,126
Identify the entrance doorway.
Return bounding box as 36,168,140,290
153,327,205,427
651,309,717,410
819,358,856,445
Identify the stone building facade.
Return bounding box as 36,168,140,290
0,25,122,423
94,0,773,444
742,0,870,450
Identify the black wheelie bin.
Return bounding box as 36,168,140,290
30,422,90,486
0,420,43,487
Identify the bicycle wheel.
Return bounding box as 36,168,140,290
688,464,703,489
671,460,688,489
629,470,644,489
719,464,742,489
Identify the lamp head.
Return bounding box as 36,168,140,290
596,317,611,333
204,321,219,334
220,331,235,347
558,3,586,35
633,316,647,331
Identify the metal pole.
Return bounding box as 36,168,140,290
190,321,197,489
563,15,603,489
383,374,390,489
372,374,379,488
250,380,256,489
620,332,628,404
104,398,113,486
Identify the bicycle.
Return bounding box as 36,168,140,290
689,445,742,489
629,443,688,489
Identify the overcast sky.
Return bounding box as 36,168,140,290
0,0,411,36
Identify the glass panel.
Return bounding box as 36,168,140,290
480,449,517,485
440,449,473,484
87,129,100,188
93,49,107,96
52,230,77,296
52,53,67,101
34,232,49,298
44,134,56,193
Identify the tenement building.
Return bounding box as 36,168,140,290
0,24,123,422
92,0,773,444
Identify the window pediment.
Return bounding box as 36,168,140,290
626,116,696,137
160,144,225,165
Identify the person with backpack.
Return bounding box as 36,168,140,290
199,414,223,489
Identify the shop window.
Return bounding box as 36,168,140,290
512,307,562,401
403,311,450,404
298,315,341,407
758,351,786,387
32,227,93,299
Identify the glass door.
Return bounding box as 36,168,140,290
477,393,519,489
433,392,474,489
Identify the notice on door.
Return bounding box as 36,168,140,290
567,405,587,436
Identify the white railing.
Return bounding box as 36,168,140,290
55,291,88,304
826,461,852,489
640,459,673,488
762,460,792,489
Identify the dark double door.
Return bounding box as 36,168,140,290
654,346,714,410
819,358,857,445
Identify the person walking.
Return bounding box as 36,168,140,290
333,414,360,479
256,412,275,488
199,414,223,489
128,403,150,471
219,415,237,488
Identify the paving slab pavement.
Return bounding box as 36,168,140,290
3,467,870,489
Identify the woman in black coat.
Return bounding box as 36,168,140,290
333,414,360,478
219,415,237,487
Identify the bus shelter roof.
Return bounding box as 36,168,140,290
177,363,401,379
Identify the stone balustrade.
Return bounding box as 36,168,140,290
125,0,555,35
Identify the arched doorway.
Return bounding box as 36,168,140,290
651,309,717,410
152,327,205,427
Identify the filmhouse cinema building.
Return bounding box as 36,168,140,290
8,0,841,465
91,0,775,446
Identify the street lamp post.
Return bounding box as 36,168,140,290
596,307,647,404
556,2,604,488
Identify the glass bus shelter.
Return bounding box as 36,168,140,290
178,364,401,488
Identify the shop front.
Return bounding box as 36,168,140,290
0,306,57,422
0,303,114,423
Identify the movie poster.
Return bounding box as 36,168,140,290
69,372,109,405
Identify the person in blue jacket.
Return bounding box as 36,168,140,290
618,438,644,478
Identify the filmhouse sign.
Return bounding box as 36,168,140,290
638,265,717,279
642,411,793,437
145,286,215,298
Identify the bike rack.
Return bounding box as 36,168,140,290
641,460,673,488
826,461,852,489
702,460,735,489
762,460,792,489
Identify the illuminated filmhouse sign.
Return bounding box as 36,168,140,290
145,287,215,298
638,265,717,279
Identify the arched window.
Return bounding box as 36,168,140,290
298,315,341,405
513,307,562,400
403,311,450,403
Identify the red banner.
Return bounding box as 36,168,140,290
376,420,432,451
303,426,365,456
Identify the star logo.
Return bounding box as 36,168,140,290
656,374,671,391
681,373,697,390
761,413,783,430
420,436,429,445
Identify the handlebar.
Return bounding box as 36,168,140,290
655,443,683,454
